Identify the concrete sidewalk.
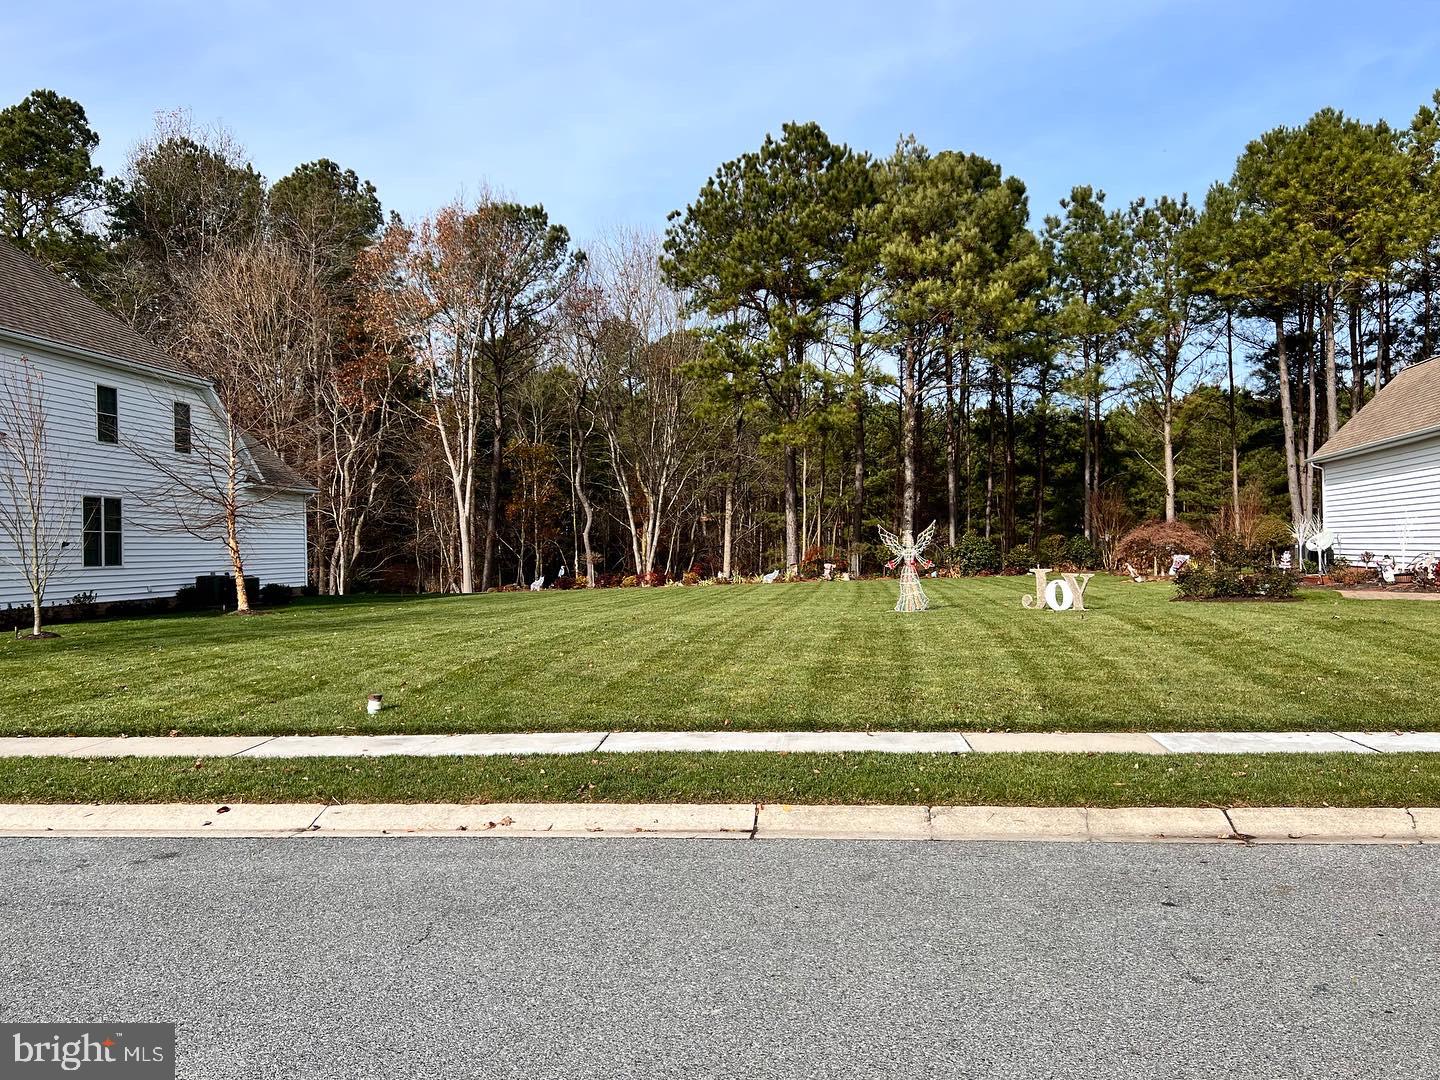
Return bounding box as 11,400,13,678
0,802,1433,843
2,730,1439,757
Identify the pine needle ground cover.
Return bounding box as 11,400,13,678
3,577,1435,737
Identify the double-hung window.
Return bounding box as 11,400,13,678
82,497,123,567
174,401,192,453
96,385,118,443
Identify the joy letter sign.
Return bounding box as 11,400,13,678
1020,568,1094,612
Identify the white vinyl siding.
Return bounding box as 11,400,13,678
0,338,308,607
1321,435,1440,564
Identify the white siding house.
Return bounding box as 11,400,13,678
0,242,311,609
1314,358,1440,565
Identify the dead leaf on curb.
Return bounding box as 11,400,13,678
215,806,231,814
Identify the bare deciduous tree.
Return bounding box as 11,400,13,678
0,355,73,637
576,230,706,576
357,194,577,592
317,350,402,595
126,395,291,614
128,240,321,612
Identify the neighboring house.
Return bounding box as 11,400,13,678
0,241,311,608
1313,357,1440,566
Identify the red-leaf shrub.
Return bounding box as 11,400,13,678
1116,521,1212,576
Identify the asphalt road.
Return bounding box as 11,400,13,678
1,837,1437,1079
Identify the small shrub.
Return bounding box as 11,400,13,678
68,591,99,619
798,544,823,579
174,585,206,611
258,583,295,607
953,533,1001,575
1062,535,1099,570
1035,533,1068,568
1175,562,1298,600
1255,567,1299,598
682,571,700,586
642,570,667,587
1251,515,1294,558
1331,565,1374,588
620,575,639,588
1116,520,1212,576
1001,548,1033,575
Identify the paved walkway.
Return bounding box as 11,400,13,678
3,730,1440,757
1339,588,1440,601
0,801,1434,843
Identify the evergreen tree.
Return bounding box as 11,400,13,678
0,89,108,281
663,122,862,574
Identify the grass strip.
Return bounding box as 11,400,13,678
0,752,1437,808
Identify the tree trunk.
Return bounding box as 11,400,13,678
943,340,958,545
1032,376,1048,546
226,516,251,613
1423,259,1434,361
479,386,503,592
1226,311,1240,524
983,369,997,540
850,392,864,577
783,443,799,575
900,339,919,542
1092,384,1103,529
959,347,971,532
1322,283,1339,439
1080,341,1092,539
1348,296,1364,415
225,430,252,614
1002,365,1016,551
1380,280,1393,388
1162,402,1176,522
1274,313,1304,530
1304,298,1317,519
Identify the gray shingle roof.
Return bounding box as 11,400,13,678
239,430,314,492
1,241,312,494
0,240,194,379
1313,358,1440,462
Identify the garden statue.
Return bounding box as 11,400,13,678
878,521,937,612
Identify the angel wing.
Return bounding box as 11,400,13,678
914,520,938,554
876,525,905,558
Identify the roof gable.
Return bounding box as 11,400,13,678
1313,358,1440,462
0,240,193,379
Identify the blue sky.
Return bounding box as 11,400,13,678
4,1,1438,243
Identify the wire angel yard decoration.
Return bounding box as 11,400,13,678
878,521,938,612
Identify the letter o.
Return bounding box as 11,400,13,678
1044,578,1074,611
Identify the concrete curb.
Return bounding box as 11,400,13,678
5,730,1440,757
0,803,1437,844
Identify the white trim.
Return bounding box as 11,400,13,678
1312,422,1440,465
0,326,209,388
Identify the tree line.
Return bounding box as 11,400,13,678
2,88,1437,593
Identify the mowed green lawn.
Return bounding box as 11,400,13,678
3,577,1436,736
